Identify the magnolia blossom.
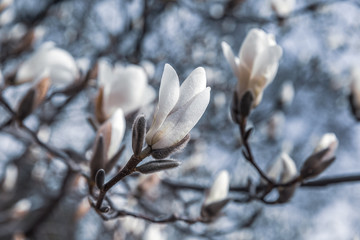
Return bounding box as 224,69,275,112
97,108,126,160
222,28,282,108
271,0,296,18
267,152,297,183
15,42,79,86
314,133,338,161
145,64,211,150
204,170,230,206
90,108,125,180
96,60,155,121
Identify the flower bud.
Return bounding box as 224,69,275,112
132,115,146,156
136,160,181,174
95,169,105,190
90,134,106,181
16,71,51,121
201,170,230,218
271,0,296,18
266,153,298,203
301,133,338,179
222,29,282,110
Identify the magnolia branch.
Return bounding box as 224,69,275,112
162,172,360,193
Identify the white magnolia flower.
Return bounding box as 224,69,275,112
271,0,296,18
267,152,297,183
15,42,79,86
204,170,230,206
96,60,155,121
314,133,339,161
97,108,126,160
222,28,282,108
145,64,211,150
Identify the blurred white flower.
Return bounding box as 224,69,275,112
90,108,125,180
267,152,297,183
2,164,18,192
145,64,211,150
96,60,155,121
98,108,126,160
15,41,79,86
222,28,282,108
301,133,338,179
271,0,296,18
314,133,339,161
144,225,166,240
11,198,32,219
204,170,230,206
279,80,295,107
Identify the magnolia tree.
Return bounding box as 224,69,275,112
0,0,360,239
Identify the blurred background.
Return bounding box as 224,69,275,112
1,0,360,239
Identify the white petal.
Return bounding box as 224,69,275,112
314,133,338,160
250,44,282,82
103,63,148,116
239,28,270,70
266,155,283,182
221,41,241,78
271,0,296,17
98,59,113,87
204,170,230,205
152,87,210,149
15,41,79,86
280,153,297,183
146,64,180,145
108,108,125,159
172,67,206,111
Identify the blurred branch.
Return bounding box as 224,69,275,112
162,172,360,194
23,168,76,238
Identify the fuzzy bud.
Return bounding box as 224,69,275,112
132,115,146,156
136,160,181,174
95,169,105,190
301,133,338,179
90,134,106,181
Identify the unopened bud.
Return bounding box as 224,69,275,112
90,134,106,181
201,170,230,218
301,133,338,179
136,160,181,174
151,134,190,159
95,169,105,190
95,86,106,123
132,115,146,156
17,71,51,121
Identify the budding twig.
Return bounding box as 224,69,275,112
95,146,152,209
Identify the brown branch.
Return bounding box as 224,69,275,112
162,173,360,196
24,168,76,238
239,117,275,185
